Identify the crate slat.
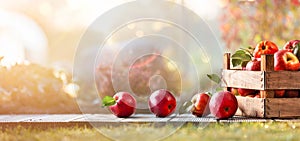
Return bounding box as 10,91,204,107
222,70,264,90
235,96,264,118
236,96,300,118
265,98,300,118
265,71,300,89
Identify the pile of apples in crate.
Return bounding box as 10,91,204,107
230,40,300,98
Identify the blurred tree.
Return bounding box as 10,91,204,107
220,0,300,50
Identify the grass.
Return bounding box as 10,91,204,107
0,122,300,141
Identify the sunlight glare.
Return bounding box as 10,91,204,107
0,32,25,67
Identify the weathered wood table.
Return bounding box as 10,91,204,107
0,114,299,128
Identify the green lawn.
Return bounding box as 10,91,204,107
0,122,299,141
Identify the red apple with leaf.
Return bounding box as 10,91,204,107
190,92,211,117
231,41,278,69
102,92,136,118
148,89,176,117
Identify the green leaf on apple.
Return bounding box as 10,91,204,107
102,96,116,107
293,42,300,60
241,61,249,68
241,46,255,56
233,50,245,55
232,59,242,67
231,52,251,61
207,74,221,84
231,49,252,67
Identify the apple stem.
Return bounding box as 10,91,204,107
206,92,213,97
102,96,116,107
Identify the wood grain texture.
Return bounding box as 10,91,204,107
236,97,300,118
261,54,274,71
223,53,231,91
265,98,300,118
264,71,300,89
222,53,300,90
223,53,231,70
222,70,264,90
235,96,264,118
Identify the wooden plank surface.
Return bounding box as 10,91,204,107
222,70,264,90
265,98,300,118
235,96,265,118
0,114,299,127
0,114,275,125
0,114,299,129
236,97,300,118
222,70,300,90
0,114,214,123
265,71,300,89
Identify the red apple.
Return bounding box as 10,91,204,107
246,95,255,98
209,91,238,119
275,90,285,98
245,59,261,71
253,41,279,58
283,40,300,51
285,90,299,98
238,88,257,96
254,94,261,98
190,93,210,117
284,40,300,61
148,89,176,117
102,92,136,118
274,50,300,71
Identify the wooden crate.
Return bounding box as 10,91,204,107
222,53,300,118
